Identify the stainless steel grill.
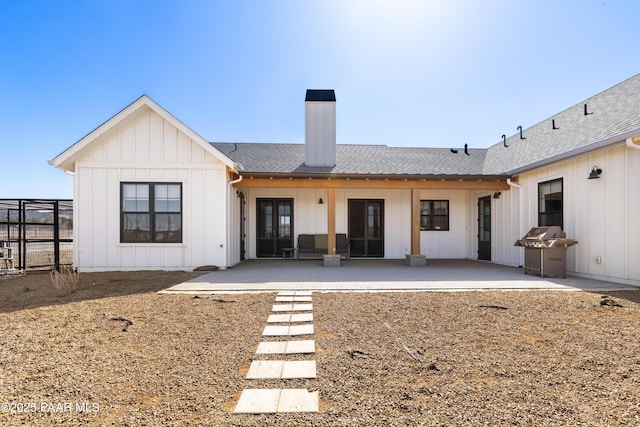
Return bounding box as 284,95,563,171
514,226,578,278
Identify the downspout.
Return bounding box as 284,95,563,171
226,171,243,268
229,174,243,186
507,178,524,267
506,178,522,189
626,137,640,150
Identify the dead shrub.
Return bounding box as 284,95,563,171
50,266,80,296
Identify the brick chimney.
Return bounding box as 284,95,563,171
304,90,336,167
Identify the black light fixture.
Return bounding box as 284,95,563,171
318,198,324,204
493,192,501,199
588,166,602,179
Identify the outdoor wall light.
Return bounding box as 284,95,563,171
318,198,324,204
493,192,501,199
588,166,602,179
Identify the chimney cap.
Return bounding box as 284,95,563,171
305,89,336,102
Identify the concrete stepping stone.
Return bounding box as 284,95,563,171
275,296,313,302
234,289,318,415
262,324,314,336
246,360,316,379
234,389,281,413
278,389,319,412
267,313,314,323
277,291,312,296
256,340,315,355
267,314,292,323
234,389,319,413
291,313,313,322
271,303,313,312
282,360,316,379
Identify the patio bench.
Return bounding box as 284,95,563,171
296,234,350,260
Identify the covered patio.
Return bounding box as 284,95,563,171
162,259,636,293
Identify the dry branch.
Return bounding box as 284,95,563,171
347,348,374,359
104,314,133,332
384,322,424,362
192,295,236,303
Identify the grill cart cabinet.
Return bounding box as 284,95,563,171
514,227,578,278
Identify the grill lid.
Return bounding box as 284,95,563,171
522,226,565,240
514,226,578,248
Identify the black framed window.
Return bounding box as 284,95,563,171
121,182,182,243
420,200,449,231
538,178,563,228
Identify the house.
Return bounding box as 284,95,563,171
50,75,640,287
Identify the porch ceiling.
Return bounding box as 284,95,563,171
235,176,510,190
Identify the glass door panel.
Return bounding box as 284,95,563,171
478,196,491,261
257,199,293,257
349,199,384,257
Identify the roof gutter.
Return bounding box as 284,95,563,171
239,172,510,181
506,127,640,175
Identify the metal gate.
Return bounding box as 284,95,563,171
0,199,73,271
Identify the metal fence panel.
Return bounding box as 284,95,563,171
0,199,73,271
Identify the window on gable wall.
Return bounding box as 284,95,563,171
420,200,449,231
538,178,563,229
121,182,182,243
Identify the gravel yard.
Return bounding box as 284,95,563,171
1,271,639,426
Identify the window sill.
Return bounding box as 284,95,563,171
118,242,186,247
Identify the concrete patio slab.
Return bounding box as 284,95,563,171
277,291,313,296
162,259,638,293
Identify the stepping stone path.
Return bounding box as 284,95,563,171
234,291,319,414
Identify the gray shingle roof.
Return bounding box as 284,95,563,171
212,73,640,178
483,73,640,174
212,143,494,178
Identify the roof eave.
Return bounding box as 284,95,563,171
49,95,238,173
241,171,510,181
506,127,640,176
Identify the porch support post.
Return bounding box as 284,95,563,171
407,188,426,266
327,187,336,255
411,188,420,255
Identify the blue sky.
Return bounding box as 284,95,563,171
2,0,639,199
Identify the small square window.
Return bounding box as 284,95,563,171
420,200,449,231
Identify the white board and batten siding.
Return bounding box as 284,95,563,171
73,107,229,272
499,141,640,286
418,189,472,259
239,187,480,260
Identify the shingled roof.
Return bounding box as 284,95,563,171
484,73,640,175
212,73,640,179
211,143,499,179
